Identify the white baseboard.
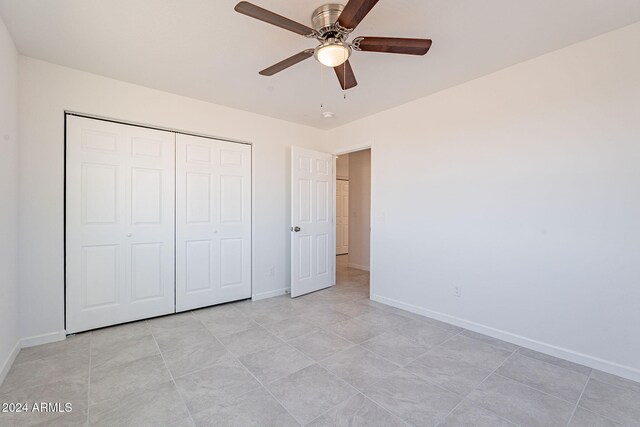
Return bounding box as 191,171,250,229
0,340,21,386
252,288,290,301
372,294,640,383
20,330,66,348
348,263,370,271
0,331,67,386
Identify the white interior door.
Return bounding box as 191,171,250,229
66,115,175,333
176,133,251,311
291,146,335,297
336,180,349,255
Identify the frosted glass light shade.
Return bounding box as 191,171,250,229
315,43,351,67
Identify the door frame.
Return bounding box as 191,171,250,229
63,111,254,331
332,144,374,296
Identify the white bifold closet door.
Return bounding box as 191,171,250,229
66,116,176,333
175,134,252,312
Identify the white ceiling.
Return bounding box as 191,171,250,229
1,1,640,129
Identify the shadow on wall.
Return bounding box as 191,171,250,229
346,149,370,272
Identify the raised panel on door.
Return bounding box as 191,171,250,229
220,238,243,286
81,244,119,309
130,243,164,302
185,240,214,293
220,175,243,223
176,134,251,311
186,172,212,223
66,115,175,333
131,168,163,225
291,147,335,297
316,234,329,276
298,235,312,281
81,163,118,225
298,179,312,224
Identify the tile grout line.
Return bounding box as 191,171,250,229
491,371,583,407
197,301,375,425
436,346,520,426
149,319,197,427
566,404,623,427
293,314,422,371
432,328,466,348
362,327,469,379
475,348,600,411
304,392,411,427
513,348,591,376
565,369,592,427
213,335,308,426
168,314,289,382
578,376,640,425
390,329,468,369
357,353,488,427
188,310,306,424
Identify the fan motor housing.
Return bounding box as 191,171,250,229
312,4,346,39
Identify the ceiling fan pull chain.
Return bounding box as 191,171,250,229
343,64,346,95
320,62,325,108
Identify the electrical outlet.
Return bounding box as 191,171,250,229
269,266,275,277
453,286,461,298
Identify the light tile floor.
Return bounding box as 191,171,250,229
1,255,639,426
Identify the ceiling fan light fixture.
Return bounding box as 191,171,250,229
234,1,432,90
314,40,351,67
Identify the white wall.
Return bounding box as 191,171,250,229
0,15,20,382
348,150,371,271
18,57,325,343
336,153,349,180
324,23,640,381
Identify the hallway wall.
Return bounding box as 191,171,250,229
347,149,371,271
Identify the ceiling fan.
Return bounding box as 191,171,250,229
234,0,432,90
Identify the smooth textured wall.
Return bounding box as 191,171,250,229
325,23,640,381
0,15,20,383
18,57,324,343
348,149,371,271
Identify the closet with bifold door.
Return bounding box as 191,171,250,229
65,115,252,334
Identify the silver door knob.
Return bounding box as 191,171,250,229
126,233,132,237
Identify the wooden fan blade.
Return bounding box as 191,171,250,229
259,50,314,76
235,2,315,36
356,37,432,55
337,0,380,30
334,60,358,90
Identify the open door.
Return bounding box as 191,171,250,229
291,146,335,297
